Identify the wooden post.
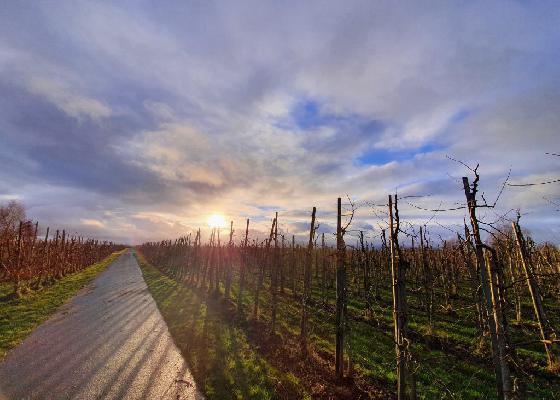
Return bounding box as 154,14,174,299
39,226,50,289
419,226,433,329
389,195,407,399
321,233,325,303
238,219,249,315
225,221,234,300
291,235,296,297
512,221,558,368
463,177,511,399
359,230,371,311
335,197,346,379
58,229,66,277
215,229,222,295
483,247,514,399
14,221,23,297
280,234,285,294
194,229,201,284
254,217,275,319
459,226,485,336
271,212,279,333
300,207,316,355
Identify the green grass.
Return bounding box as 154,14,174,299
137,257,560,399
235,283,500,398
136,253,308,400
0,250,125,359
307,283,560,399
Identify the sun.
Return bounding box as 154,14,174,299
207,213,227,229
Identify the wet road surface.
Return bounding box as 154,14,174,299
0,250,202,400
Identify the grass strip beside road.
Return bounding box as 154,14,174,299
136,252,309,400
0,249,126,359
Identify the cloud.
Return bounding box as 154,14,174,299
80,218,105,228
143,101,176,122
0,46,111,121
0,1,559,244
26,77,111,120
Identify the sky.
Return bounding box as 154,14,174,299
0,1,559,245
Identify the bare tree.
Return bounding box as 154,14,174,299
0,200,26,233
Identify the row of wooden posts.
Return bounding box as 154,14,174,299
139,175,558,400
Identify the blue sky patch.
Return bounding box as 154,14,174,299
356,142,445,166
292,99,321,129
277,97,364,131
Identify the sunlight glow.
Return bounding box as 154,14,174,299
207,213,227,229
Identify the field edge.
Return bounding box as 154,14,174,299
0,248,127,360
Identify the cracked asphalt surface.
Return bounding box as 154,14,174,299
0,250,202,400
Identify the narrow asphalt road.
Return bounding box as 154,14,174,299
0,250,202,400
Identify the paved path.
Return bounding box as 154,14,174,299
0,250,202,400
